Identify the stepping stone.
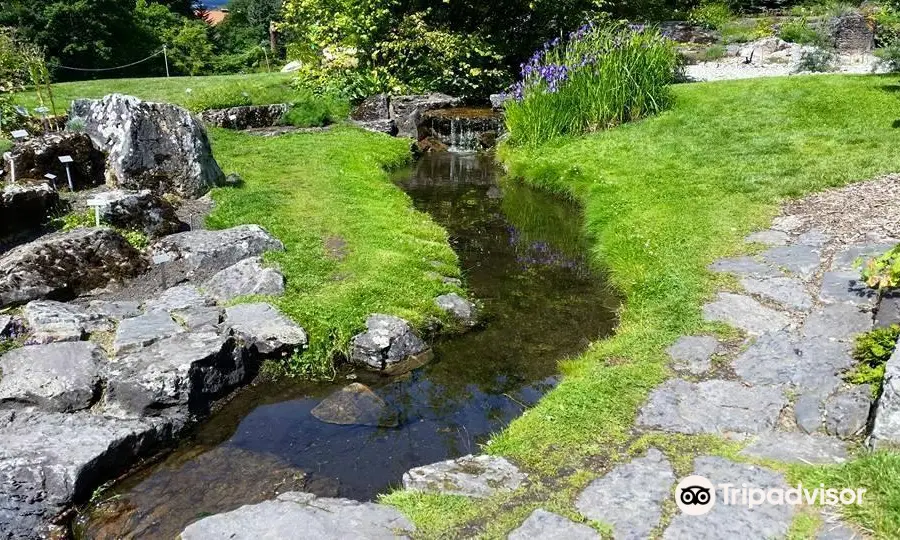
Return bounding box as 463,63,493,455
702,293,790,336
761,245,822,279
798,230,830,247
180,492,415,540
745,230,790,246
203,257,285,303
509,509,598,540
435,293,478,327
112,311,184,355
662,457,794,539
709,257,783,279
875,293,900,329
739,432,848,464
144,284,216,314
637,379,786,435
0,342,104,413
402,454,526,498
871,346,900,449
575,448,674,540
819,272,877,307
831,243,896,272
733,333,848,394
771,215,805,232
667,336,718,375
740,276,813,311
224,303,308,357
825,386,872,439
311,383,399,428
802,304,872,341
795,393,825,434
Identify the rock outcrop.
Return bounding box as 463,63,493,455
829,11,874,53
89,189,186,237
0,183,60,238
199,104,289,130
350,93,460,138
4,132,105,189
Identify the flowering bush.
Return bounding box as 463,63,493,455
504,23,678,146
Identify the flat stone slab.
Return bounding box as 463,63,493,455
819,272,877,307
816,516,862,539
761,245,822,279
203,257,285,303
172,306,224,332
112,311,184,355
745,230,790,246
224,303,308,356
709,257,783,279
86,300,143,321
825,386,872,439
797,230,830,247
0,342,104,412
795,392,825,434
637,379,786,435
509,509,598,540
180,492,415,540
831,243,896,272
875,294,900,328
144,284,215,314
802,304,872,341
739,432,849,464
740,276,813,311
667,335,718,374
311,383,399,428
732,332,849,394
575,448,674,540
871,345,900,449
22,300,112,344
771,215,805,232
402,454,526,498
702,293,791,336
662,457,794,539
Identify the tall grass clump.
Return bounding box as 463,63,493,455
504,23,678,146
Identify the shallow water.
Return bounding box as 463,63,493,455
78,151,618,539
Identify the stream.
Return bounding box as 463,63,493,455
78,150,618,539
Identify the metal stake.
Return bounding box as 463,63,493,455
163,45,170,78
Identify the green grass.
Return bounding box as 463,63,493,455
386,75,900,537
206,126,461,372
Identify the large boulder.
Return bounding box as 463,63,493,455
0,227,148,308
0,342,105,412
0,183,60,238
89,189,186,237
350,314,430,373
350,95,397,136
871,344,900,449
5,132,105,189
390,93,460,138
829,11,874,53
199,104,289,130
70,94,225,198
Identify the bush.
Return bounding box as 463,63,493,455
857,244,900,292
876,43,900,73
700,44,728,60
689,1,734,30
504,23,678,146
779,18,827,45
849,325,900,395
794,47,836,72
279,90,349,127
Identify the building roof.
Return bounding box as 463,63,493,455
200,9,229,26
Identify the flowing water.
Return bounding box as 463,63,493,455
78,151,618,539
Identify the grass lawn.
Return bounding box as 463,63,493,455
383,74,900,537
206,126,462,373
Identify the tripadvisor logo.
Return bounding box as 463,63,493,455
675,475,867,516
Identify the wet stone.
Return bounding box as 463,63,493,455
402,454,526,498
0,342,104,412
795,393,824,434
311,383,399,428
761,245,822,279
740,276,813,311
802,304,872,341
667,335,718,374
637,379,786,435
575,448,674,540
819,272,877,307
702,293,791,336
825,386,872,439
739,432,848,464
745,230,790,246
144,284,215,314
871,346,900,448
510,509,598,540
708,256,784,279
112,311,184,355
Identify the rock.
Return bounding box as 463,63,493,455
819,271,876,307
311,383,399,428
817,517,862,539
761,245,822,278
149,225,284,283
280,60,302,73
0,410,174,540
738,36,792,61
350,94,391,122
418,109,503,151
829,11,874,53
771,215,805,232
825,386,872,439
798,230,830,247
112,311,184,355
575,448,674,540
667,335,717,374
0,227,147,308
795,393,824,434
802,304,872,341
875,293,900,328
662,457,794,539
5,132,105,189
180,492,415,540
509,509,598,540
203,257,285,302
86,300,143,321
732,332,849,393
0,315,10,337
390,93,460,138
709,256,783,279
104,332,246,417
0,342,104,412
172,306,224,332
144,284,215,314
350,314,430,372
0,183,61,238
89,189,185,237
489,93,510,110
71,94,225,198
745,229,790,246
402,454,526,498
352,119,398,136
637,379,786,435
224,303,308,356
199,104,289,130
740,276,813,311
702,293,791,335
872,344,900,448
831,243,895,272
658,21,719,44
22,300,112,344
435,293,478,326
739,432,848,464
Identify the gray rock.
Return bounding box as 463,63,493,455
871,345,900,449
350,314,429,372
199,104,289,130
311,383,399,428
402,454,525,498
819,271,877,307
825,386,872,439
702,293,791,335
172,306,224,332
829,11,874,52
831,243,896,272
761,245,822,278
795,393,824,434
0,227,147,308
733,333,849,393
352,119,398,136
637,379,786,435
435,293,478,326
144,284,215,314
667,335,718,374
875,293,900,329
489,93,510,111
662,457,794,539
86,300,143,321
4,132,105,190
22,300,112,344
575,448,674,540
149,224,284,283
509,509,598,540
350,94,391,122
0,183,61,238
390,93,460,138
798,230,830,247
112,311,184,354
0,342,104,412
224,303,308,356
0,315,10,337
745,229,790,246
817,517,862,539
71,94,224,198
771,215,806,232
180,492,415,540
203,257,285,302
802,304,872,341
740,276,813,311
658,21,720,44
739,432,848,464
708,256,783,279
89,189,185,237
280,60,302,72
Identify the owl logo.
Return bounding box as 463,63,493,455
679,485,712,506
675,475,716,516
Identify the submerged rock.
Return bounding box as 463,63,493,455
0,342,104,413
401,454,526,498
350,314,430,373
311,383,399,428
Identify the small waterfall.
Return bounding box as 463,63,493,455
448,117,480,153
420,108,503,153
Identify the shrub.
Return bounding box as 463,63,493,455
849,325,900,396
779,18,827,46
279,90,349,127
876,43,900,73
689,1,734,30
504,23,678,146
857,244,900,292
794,47,836,72
66,116,87,133
700,44,728,61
